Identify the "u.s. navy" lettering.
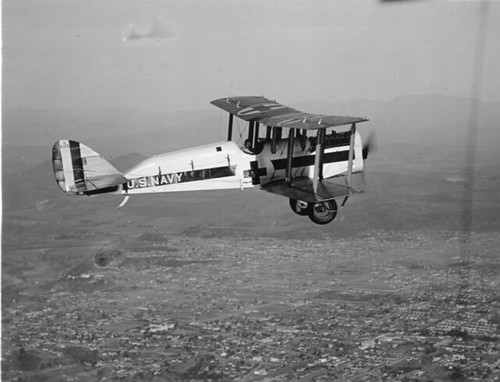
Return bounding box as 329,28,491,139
127,173,183,189
125,165,236,190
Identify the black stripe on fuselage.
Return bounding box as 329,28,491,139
271,150,353,171
69,140,86,191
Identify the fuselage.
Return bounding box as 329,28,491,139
119,130,364,195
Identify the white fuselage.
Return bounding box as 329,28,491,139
119,132,364,195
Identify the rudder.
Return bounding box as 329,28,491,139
52,140,125,194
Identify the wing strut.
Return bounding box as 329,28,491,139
285,131,295,186
313,129,326,193
300,129,307,150
266,125,272,140
271,127,280,154
248,121,255,149
227,114,233,141
347,123,356,187
254,122,260,149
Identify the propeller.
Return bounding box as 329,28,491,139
362,131,376,160
359,131,377,188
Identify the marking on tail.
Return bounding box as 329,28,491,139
58,140,75,192
70,140,86,192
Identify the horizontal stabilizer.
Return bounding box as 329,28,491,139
52,140,126,194
261,177,361,203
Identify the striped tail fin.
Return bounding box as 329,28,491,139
52,140,126,195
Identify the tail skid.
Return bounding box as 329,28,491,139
52,140,126,195
117,195,130,208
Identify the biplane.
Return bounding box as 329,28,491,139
52,96,371,225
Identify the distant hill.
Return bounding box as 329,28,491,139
3,159,57,210
2,145,51,174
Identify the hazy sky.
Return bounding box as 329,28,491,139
3,0,500,112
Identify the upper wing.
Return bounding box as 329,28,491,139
211,96,368,130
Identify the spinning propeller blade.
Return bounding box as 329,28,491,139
359,132,377,188
362,131,376,160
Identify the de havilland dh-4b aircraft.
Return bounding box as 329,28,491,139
52,96,372,225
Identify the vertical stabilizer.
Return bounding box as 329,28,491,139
52,140,125,194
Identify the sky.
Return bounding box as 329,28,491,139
3,0,500,113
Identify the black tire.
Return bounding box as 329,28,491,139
308,200,338,225
289,198,309,216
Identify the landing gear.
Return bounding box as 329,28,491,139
289,198,338,225
308,199,338,225
289,198,309,216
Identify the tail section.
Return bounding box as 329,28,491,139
52,140,125,195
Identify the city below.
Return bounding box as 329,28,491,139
2,228,499,381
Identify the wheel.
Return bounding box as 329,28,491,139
308,200,338,225
289,198,309,216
